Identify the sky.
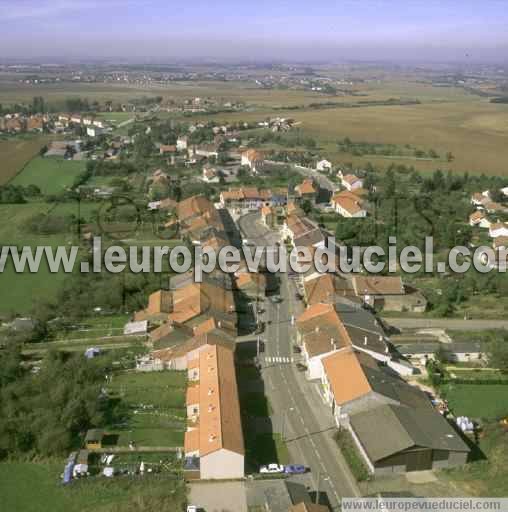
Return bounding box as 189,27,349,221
1,0,507,62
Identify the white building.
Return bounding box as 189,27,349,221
489,222,508,239
177,136,188,151
87,126,104,137
316,159,332,172
469,211,491,229
331,191,367,218
341,174,364,191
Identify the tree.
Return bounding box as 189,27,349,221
301,200,313,215
490,189,507,204
32,96,45,114
134,134,155,160
488,333,508,373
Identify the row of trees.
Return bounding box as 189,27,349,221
0,184,41,204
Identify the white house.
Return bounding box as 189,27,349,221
331,191,367,218
471,192,489,207
489,222,508,239
87,126,103,137
176,135,188,151
341,174,363,191
316,159,332,172
202,165,220,183
469,211,491,229
241,149,264,173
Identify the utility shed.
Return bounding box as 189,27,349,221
349,404,470,474
85,429,104,450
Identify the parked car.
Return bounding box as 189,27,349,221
259,463,285,474
187,506,198,512
293,345,302,354
284,464,306,474
295,292,303,300
296,363,307,372
269,295,283,304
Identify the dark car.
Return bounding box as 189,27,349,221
296,363,307,372
292,345,302,354
284,464,306,474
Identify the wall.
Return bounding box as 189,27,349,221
447,450,469,467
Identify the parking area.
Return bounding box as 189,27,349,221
188,481,248,512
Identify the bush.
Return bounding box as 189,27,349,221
334,429,370,481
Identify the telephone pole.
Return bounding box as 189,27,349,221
315,469,321,504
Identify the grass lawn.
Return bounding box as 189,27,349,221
442,423,508,497
108,371,186,410
441,384,508,420
0,461,186,512
106,371,187,448
50,314,130,340
11,156,86,194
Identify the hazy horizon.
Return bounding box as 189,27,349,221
1,0,508,63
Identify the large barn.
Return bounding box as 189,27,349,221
349,403,470,474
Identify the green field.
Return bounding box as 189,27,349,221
11,156,86,194
96,112,135,124
0,462,186,512
441,384,508,420
0,201,100,316
0,202,72,315
0,136,51,184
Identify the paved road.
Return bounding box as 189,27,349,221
293,164,337,193
264,159,337,194
238,213,360,509
383,317,508,331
